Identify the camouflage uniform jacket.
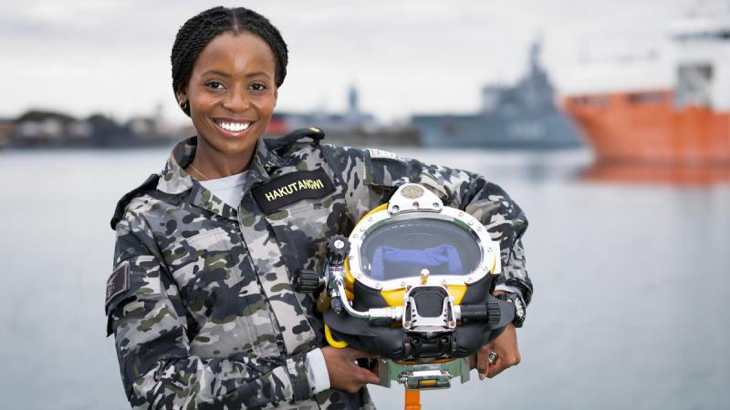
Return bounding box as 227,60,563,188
106,128,532,409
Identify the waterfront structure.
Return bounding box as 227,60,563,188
412,42,583,149
0,117,13,149
8,108,177,148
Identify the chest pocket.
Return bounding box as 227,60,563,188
264,186,348,275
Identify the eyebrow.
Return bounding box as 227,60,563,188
201,70,272,79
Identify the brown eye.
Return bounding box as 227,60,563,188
249,82,267,92
205,81,225,90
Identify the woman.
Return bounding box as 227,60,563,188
105,6,532,409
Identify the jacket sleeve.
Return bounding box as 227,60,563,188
321,144,533,305
449,173,532,305
107,213,318,409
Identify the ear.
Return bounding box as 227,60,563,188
274,87,278,107
176,88,188,104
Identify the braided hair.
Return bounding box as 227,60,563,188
171,6,288,116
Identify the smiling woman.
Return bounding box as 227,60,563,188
105,5,533,410
178,32,278,177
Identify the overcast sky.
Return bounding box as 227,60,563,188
0,0,697,124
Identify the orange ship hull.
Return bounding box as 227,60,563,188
564,90,730,164
563,90,730,184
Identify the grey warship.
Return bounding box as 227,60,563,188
412,42,583,149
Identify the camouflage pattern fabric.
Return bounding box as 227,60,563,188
106,128,532,409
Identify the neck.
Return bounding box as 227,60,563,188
189,138,257,180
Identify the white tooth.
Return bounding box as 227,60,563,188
218,121,251,132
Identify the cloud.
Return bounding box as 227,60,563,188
0,0,695,122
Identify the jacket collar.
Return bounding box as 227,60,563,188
156,136,289,219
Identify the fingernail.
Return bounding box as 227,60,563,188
479,373,485,380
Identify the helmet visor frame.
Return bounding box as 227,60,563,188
347,207,500,291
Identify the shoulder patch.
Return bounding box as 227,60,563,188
105,261,130,314
368,148,405,161
252,168,335,214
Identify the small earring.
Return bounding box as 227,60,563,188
179,100,188,110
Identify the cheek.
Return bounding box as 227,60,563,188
189,95,216,119
253,95,277,116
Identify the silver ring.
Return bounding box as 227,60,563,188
488,351,498,365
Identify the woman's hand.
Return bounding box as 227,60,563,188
471,323,521,379
321,346,380,393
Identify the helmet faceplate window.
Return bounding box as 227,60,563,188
346,184,501,291
360,218,481,281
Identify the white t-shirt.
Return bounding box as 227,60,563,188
198,172,247,209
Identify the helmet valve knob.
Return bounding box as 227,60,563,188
327,235,350,266
293,269,323,293
420,269,430,285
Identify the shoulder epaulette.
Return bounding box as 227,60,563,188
264,127,325,151
109,174,160,230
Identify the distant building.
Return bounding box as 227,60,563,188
9,107,179,148
126,103,177,139
270,86,376,136
0,117,13,148
85,113,131,144
13,110,91,146
127,116,158,136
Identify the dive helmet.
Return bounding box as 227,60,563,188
307,183,516,389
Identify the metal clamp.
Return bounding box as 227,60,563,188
378,358,471,390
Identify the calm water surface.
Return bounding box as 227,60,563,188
0,146,728,410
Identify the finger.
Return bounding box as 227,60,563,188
487,353,518,378
487,359,506,378
346,347,379,360
476,357,488,378
346,358,379,381
476,347,491,377
356,366,381,385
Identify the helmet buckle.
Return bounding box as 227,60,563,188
402,285,456,333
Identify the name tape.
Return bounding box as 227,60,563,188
253,168,335,214
264,178,326,202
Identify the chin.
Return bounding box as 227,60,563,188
214,136,259,156
201,122,265,156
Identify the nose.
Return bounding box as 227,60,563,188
222,87,250,112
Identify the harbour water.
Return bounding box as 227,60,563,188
0,146,728,410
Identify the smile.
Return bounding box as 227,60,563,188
214,119,253,133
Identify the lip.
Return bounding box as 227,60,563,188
211,117,257,138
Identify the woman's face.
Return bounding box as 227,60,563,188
179,31,278,159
